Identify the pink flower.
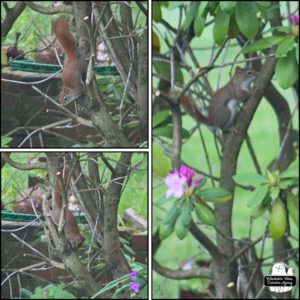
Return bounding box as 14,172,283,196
130,282,140,293
180,165,195,186
165,171,186,198
130,271,138,280
165,165,204,198
179,165,204,189
289,14,299,26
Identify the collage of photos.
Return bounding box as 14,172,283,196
1,1,299,299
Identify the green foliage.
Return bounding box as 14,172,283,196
153,125,190,139
153,142,171,178
174,199,193,240
92,273,131,298
220,1,236,12
1,136,13,147
213,10,230,45
275,36,296,58
241,36,287,54
280,160,298,178
250,202,269,218
153,110,170,128
235,2,259,39
92,262,147,299
240,29,298,90
195,187,232,202
153,2,162,22
153,58,184,85
29,284,76,299
275,47,299,89
163,200,181,225
233,173,268,186
194,7,206,37
182,2,200,31
287,192,299,228
159,222,175,240
247,185,269,208
194,202,216,226
3,3,54,59
120,153,147,219
269,198,287,240
1,153,46,205
234,160,299,240
234,159,299,211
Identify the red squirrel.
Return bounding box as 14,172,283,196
53,17,86,106
181,67,257,131
52,165,85,249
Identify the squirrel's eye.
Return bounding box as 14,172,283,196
247,70,253,76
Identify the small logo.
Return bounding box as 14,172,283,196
264,262,296,293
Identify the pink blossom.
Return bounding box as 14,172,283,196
289,14,299,26
180,165,195,186
165,165,204,198
130,282,140,293
130,271,138,280
165,172,186,198
179,165,203,188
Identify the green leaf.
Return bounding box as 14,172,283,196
156,195,176,206
163,202,181,225
280,160,299,178
180,199,193,226
213,10,230,45
241,36,287,54
194,203,216,226
168,2,182,10
278,178,295,189
1,136,13,147
159,1,169,7
251,202,269,218
270,186,280,201
159,223,174,240
199,1,208,15
233,173,267,187
275,48,299,89
220,1,236,12
175,212,190,240
182,2,200,31
256,1,270,8
122,120,139,129
154,60,184,84
287,192,299,228
153,125,190,139
195,187,232,202
228,14,239,38
275,36,296,58
153,110,170,128
271,26,291,34
269,198,287,240
153,2,162,22
247,185,269,208
153,142,171,177
194,13,206,37
235,2,259,39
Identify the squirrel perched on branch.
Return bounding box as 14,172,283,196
155,67,257,131
53,17,86,106
50,165,85,250
181,67,257,131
